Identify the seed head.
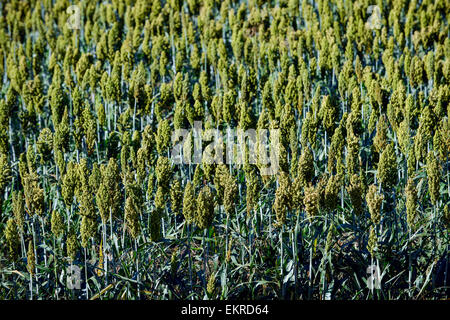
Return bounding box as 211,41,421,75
170,178,183,216
273,172,291,226
373,114,388,154
195,186,215,230
182,181,196,223
66,229,78,262
51,210,65,238
443,204,450,229
304,183,319,219
27,240,35,275
125,196,141,239
61,162,76,208
5,218,20,261
298,147,314,186
407,146,416,178
155,156,172,192
347,174,363,215
366,185,383,225
12,191,24,232
155,186,166,209
81,215,97,249
36,128,53,163
193,164,203,189
346,133,360,176
213,164,228,205
414,124,431,163
207,273,216,296
397,120,410,155
156,119,172,155
224,173,238,216
150,207,162,242
104,158,122,218
426,153,440,205
367,226,378,257
377,143,397,189
89,163,102,191
324,174,342,212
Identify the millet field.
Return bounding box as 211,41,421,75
0,0,449,300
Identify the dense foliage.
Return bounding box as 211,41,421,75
0,0,449,300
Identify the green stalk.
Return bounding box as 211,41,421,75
188,223,193,296
135,239,140,299
280,224,285,299
84,247,88,299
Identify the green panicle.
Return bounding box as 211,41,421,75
405,179,418,230
170,178,183,216
155,156,172,192
273,172,291,226
207,272,216,296
366,184,383,225
195,186,215,230
367,226,378,257
414,123,430,163
150,207,162,242
97,182,109,223
377,143,397,190
55,149,65,175
156,119,172,155
155,186,165,209
213,164,228,205
346,133,360,176
324,174,342,212
426,153,440,205
23,171,44,217
291,172,304,212
66,229,78,262
54,111,70,152
125,196,141,239
61,162,76,207
36,128,53,163
223,172,238,216
182,181,196,223
104,158,122,218
0,153,11,198
82,107,97,155
5,218,20,261
407,146,416,178
443,205,450,229
298,146,314,186
304,183,319,219
397,120,410,155
89,163,102,191
318,95,337,134
12,191,25,232
347,174,363,215
80,216,96,249
27,240,35,275
373,114,388,154
26,148,37,173
193,164,203,189
51,210,65,238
